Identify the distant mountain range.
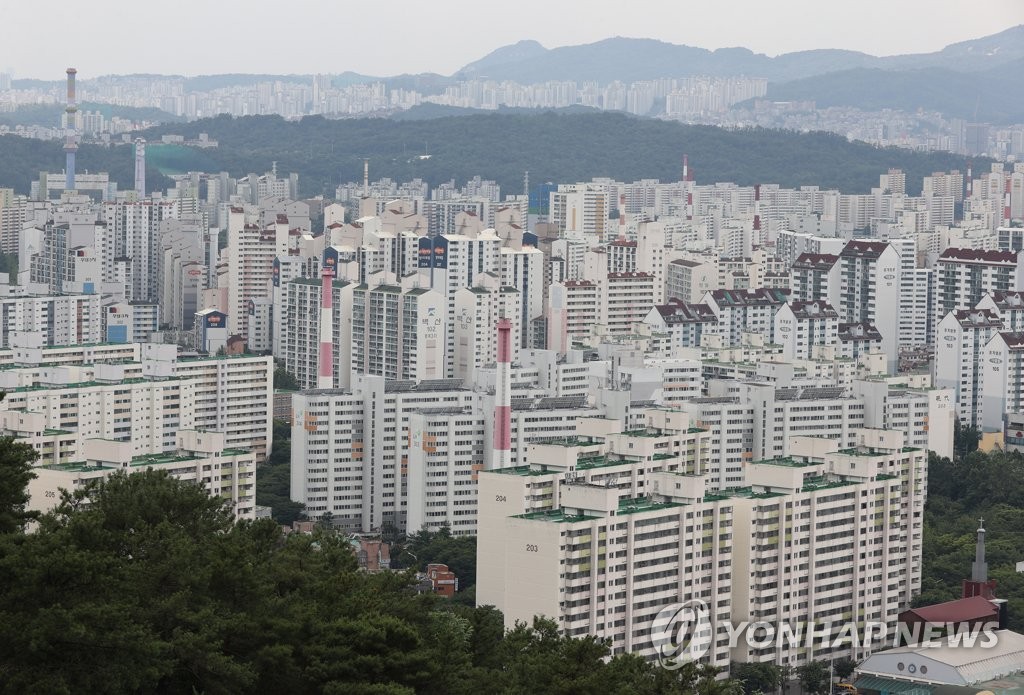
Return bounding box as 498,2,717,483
453,26,1024,82
8,26,1024,124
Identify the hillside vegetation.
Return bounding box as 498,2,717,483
0,112,977,198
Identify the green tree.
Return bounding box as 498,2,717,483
273,365,300,390
0,428,39,534
833,657,857,681
733,661,783,694
797,660,832,695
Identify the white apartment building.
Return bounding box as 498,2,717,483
549,184,611,239
643,299,716,354
351,281,446,383
406,406,485,536
0,290,102,349
789,253,841,304
477,411,735,663
774,300,840,360
975,291,1024,332
933,248,1024,339
501,243,544,348
702,288,790,346
836,241,901,372
26,430,256,519
600,272,656,334
290,377,480,533
729,429,924,667
453,283,521,383
979,332,1024,432
933,309,1003,427
666,258,717,303
157,347,274,460
548,280,600,350
225,207,279,337
775,231,846,269
0,363,191,462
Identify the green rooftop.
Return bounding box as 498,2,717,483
799,475,857,493
513,508,599,523
753,456,815,468
130,453,200,467
617,496,684,515
41,462,116,473
492,465,555,477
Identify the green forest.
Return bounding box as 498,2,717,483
0,111,978,200
0,435,743,695
917,449,1024,628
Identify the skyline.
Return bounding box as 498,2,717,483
1,0,1022,80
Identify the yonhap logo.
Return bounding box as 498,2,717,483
650,599,713,669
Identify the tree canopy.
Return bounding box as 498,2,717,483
919,450,1024,629
0,457,743,694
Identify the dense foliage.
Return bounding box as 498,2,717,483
0,112,977,199
0,134,172,195
0,451,741,694
255,419,304,525
918,450,1024,628
137,112,976,198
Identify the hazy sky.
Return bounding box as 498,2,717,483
4,0,1023,79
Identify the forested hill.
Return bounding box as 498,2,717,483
1,112,977,197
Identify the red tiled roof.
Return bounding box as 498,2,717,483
901,596,999,625
940,248,1018,264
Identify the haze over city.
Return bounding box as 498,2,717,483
3,1,1024,692
3,0,1023,78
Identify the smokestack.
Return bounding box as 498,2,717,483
493,318,512,469
682,154,689,183
754,184,761,232
64,68,78,191
318,257,335,389
134,138,146,197
619,193,627,241
1006,178,1012,223
363,158,369,198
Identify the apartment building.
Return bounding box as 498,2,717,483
836,241,901,371
702,288,790,346
774,300,840,360
729,429,925,667
643,299,716,354
933,248,1024,339
979,332,1024,432
405,406,485,536
477,411,735,663
0,290,102,349
26,430,256,519
933,309,1003,427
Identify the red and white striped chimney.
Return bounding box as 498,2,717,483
493,318,512,469
1005,178,1012,223
619,193,627,241
682,154,689,182
318,262,334,389
753,184,761,232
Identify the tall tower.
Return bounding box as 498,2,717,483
64,68,78,191
363,159,369,198
962,519,997,599
493,318,512,470
318,257,335,389
134,138,146,197
753,184,762,235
